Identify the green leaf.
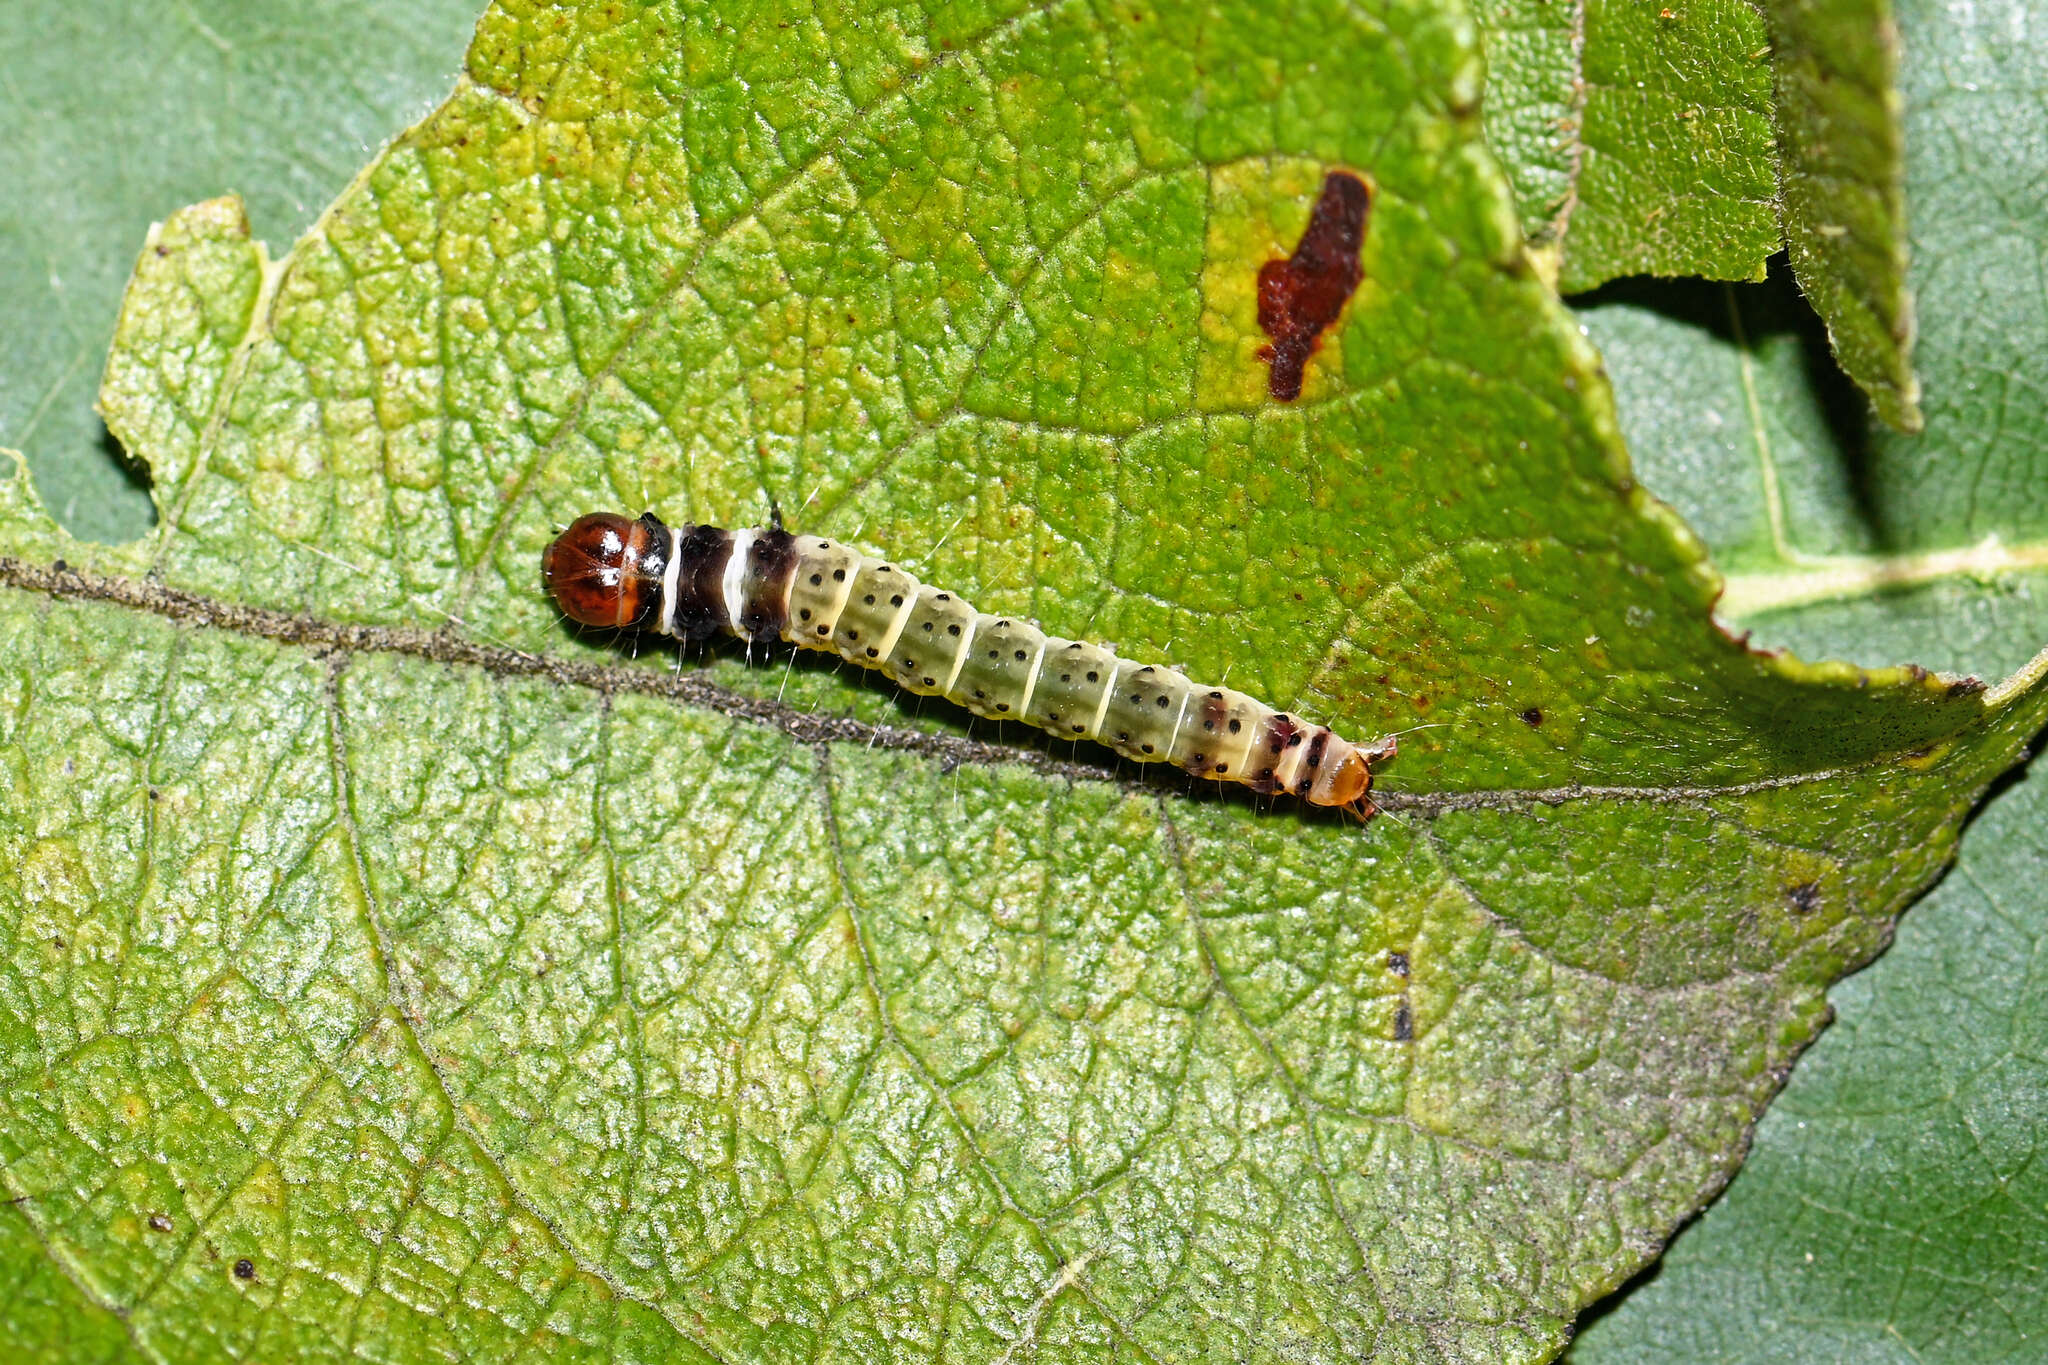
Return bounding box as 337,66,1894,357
1471,0,1783,292
0,1204,145,1365
1766,0,1920,434
2,4,2042,1365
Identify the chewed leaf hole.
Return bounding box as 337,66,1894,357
34,420,159,547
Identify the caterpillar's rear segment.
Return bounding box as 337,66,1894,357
542,513,1397,816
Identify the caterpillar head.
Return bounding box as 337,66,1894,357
542,511,670,630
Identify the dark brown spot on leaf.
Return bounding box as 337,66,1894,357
1786,881,1822,915
234,1258,256,1280
1520,706,1543,727
1256,171,1371,401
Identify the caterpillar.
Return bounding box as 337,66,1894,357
542,512,1397,818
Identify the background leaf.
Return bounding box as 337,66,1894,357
1,2,2043,1364
1568,0,2048,1351
1767,0,1920,434
1468,0,1921,429
1470,0,1782,292
1569,757,2048,1361
0,0,477,545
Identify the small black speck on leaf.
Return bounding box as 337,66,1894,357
233,1258,256,1280
1519,707,1543,727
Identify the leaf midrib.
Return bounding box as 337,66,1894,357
0,554,1920,816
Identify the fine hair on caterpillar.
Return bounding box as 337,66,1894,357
542,511,1400,819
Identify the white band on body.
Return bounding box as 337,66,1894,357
656,526,685,637
722,528,757,634
943,613,977,695
1089,661,1120,739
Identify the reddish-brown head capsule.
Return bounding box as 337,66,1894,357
542,511,669,629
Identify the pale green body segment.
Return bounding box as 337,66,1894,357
771,534,1359,802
